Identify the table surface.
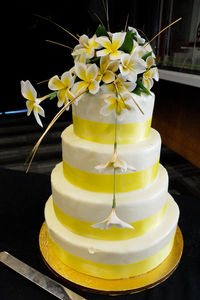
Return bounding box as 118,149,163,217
0,167,199,300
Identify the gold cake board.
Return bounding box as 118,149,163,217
39,222,183,296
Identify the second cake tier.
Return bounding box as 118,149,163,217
62,125,161,193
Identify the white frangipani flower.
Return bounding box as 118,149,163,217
48,72,75,108
142,67,159,90
74,50,86,64
72,34,101,59
95,149,136,172
128,27,145,44
101,74,136,95
100,93,134,121
129,39,139,55
119,51,146,82
71,62,100,104
20,80,45,127
146,56,156,69
144,43,156,58
97,55,119,84
91,208,134,230
96,32,126,60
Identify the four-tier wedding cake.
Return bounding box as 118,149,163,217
21,25,179,280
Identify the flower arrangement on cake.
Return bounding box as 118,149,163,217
20,8,183,291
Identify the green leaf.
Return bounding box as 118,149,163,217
136,78,151,95
119,31,133,53
133,85,141,96
88,57,100,65
142,51,152,61
96,25,108,37
49,91,57,100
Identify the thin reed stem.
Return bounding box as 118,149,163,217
45,40,73,50
145,17,182,47
26,91,86,172
34,14,79,41
124,13,129,32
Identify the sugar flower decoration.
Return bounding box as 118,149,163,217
48,71,75,108
21,80,45,127
96,32,126,60
72,34,101,59
128,27,145,44
100,93,134,121
101,74,136,95
144,43,156,58
74,51,87,64
146,56,156,69
92,208,134,230
97,55,119,84
142,67,159,90
119,51,146,82
72,62,100,97
95,149,136,172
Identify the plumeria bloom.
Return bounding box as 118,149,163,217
74,50,86,64
48,72,75,108
72,62,100,99
101,74,136,95
96,32,126,60
97,55,119,84
100,93,133,121
72,34,101,59
142,67,159,90
146,56,156,69
95,149,136,172
128,26,145,44
132,44,155,62
21,80,45,127
119,51,146,82
130,39,139,55
92,208,134,230
144,43,156,58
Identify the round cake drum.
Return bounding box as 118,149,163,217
39,222,183,295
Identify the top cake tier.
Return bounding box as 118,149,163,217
72,91,155,145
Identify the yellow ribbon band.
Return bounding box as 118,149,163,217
53,201,167,241
73,114,152,145
63,160,159,193
48,233,175,279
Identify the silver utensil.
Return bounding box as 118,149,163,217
0,251,86,300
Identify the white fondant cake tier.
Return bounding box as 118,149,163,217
72,92,155,144
62,125,161,175
72,91,155,124
45,195,179,279
51,162,168,223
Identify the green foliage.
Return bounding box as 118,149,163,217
136,78,151,95
142,51,152,61
89,57,100,66
119,31,133,53
49,91,57,100
133,86,141,96
96,25,108,37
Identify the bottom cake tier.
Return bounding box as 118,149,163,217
45,195,179,280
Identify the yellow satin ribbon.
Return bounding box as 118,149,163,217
53,201,167,240
73,114,152,145
63,160,159,193
48,233,175,279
